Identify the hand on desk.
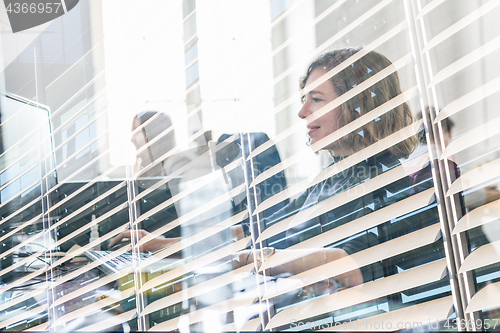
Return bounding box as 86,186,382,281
233,247,363,289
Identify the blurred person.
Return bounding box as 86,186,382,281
131,111,178,176
411,107,454,160
408,107,457,194
111,112,242,250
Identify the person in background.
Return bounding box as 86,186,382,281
110,112,244,251
131,111,177,177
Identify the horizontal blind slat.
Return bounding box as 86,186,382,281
466,279,500,313
434,76,500,124
0,305,47,330
319,295,453,331
452,198,500,234
49,265,135,308
49,239,130,288
52,202,128,249
133,184,246,241
136,211,248,261
259,188,435,265
265,259,447,329
441,116,500,160
254,119,423,216
139,236,251,293
134,180,245,226
261,224,442,300
149,295,255,332
47,182,127,233
249,86,418,188
459,239,500,273
428,35,500,88
25,322,49,331
415,0,446,20
53,288,135,327
222,317,261,332
141,263,253,317
0,269,45,294
422,1,500,53
447,157,500,196
133,135,240,197
76,309,137,332
256,169,432,245
0,288,45,314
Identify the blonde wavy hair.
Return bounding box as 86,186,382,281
300,48,417,159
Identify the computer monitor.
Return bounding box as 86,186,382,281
0,91,53,284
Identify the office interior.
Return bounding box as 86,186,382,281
0,0,500,331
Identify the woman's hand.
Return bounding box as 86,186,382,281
109,229,179,253
232,247,363,289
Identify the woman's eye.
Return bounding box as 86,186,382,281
312,98,322,102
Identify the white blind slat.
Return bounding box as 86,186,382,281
256,173,433,246
320,295,453,331
265,259,447,330
254,119,423,216
222,317,261,332
0,288,45,314
262,224,441,300
422,1,500,53
441,116,500,160
459,239,500,274
466,280,500,313
25,322,49,331
49,265,135,309
141,264,253,317
447,157,500,197
53,288,135,327
149,296,255,332
428,35,500,88
0,305,47,330
452,197,500,234
415,0,446,20
136,211,248,257
76,309,137,332
139,236,251,293
250,86,418,189
434,76,500,124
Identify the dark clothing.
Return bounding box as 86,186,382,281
259,152,417,282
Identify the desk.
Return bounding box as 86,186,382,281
0,257,138,332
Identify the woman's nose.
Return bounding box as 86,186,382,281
298,101,310,119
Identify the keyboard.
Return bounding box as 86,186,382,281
84,250,182,275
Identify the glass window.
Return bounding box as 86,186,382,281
2,0,500,331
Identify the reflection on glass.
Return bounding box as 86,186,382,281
2,0,500,331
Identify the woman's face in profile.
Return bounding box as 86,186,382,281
299,68,343,153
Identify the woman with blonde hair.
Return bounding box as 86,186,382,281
235,48,420,293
